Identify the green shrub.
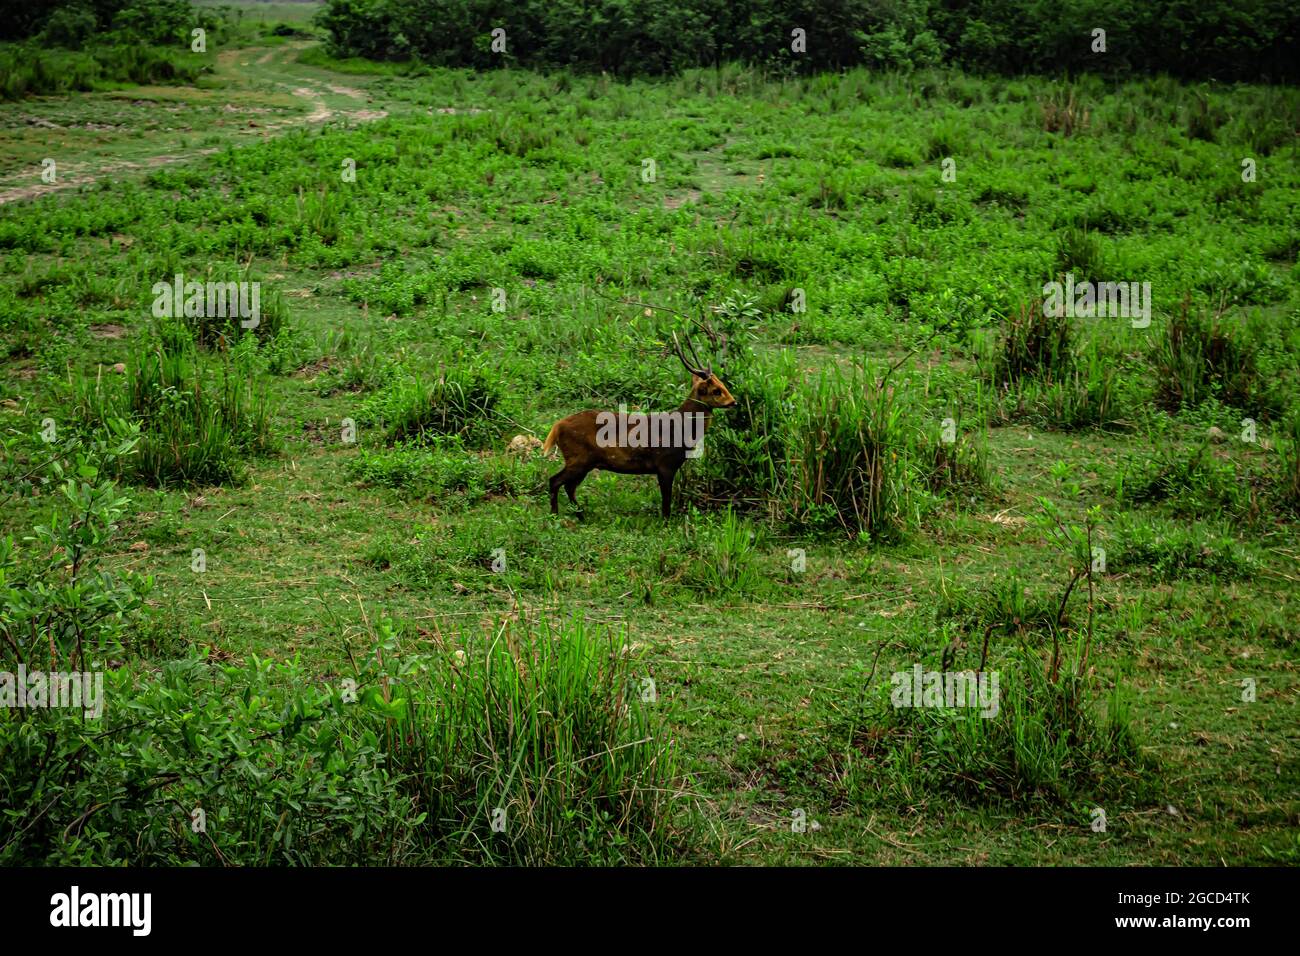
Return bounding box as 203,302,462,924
0,610,684,865
677,349,793,515
0,42,205,100
0,653,418,865
0,423,151,673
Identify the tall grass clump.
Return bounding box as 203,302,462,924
920,420,991,496
1054,226,1106,282
361,362,512,449
1273,414,1300,515
845,651,1144,809
990,301,1073,386
1153,299,1270,415
159,268,290,348
785,365,914,538
1039,87,1091,136
1030,344,1120,430
378,615,685,864
987,304,1124,431
68,335,274,486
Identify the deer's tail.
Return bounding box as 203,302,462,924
540,422,561,457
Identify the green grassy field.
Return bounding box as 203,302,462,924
1,31,1298,865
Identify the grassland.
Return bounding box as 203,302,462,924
1,27,1298,865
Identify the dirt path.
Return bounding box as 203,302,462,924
0,42,388,206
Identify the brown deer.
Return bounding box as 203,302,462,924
541,329,735,518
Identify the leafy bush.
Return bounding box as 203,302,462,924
0,653,419,865
0,423,152,672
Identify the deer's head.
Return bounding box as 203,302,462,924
672,329,735,408
687,371,736,408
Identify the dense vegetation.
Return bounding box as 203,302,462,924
0,2,1297,865
317,0,1300,80
0,0,225,98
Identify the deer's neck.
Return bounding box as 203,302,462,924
677,398,714,427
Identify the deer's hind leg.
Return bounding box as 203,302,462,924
549,464,588,515
564,471,587,512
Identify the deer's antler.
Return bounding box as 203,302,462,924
670,332,708,377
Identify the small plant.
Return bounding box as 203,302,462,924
1110,516,1260,581
0,421,151,672
348,437,537,502
1121,443,1260,524
685,507,764,597
1054,226,1106,283
1039,87,1090,136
